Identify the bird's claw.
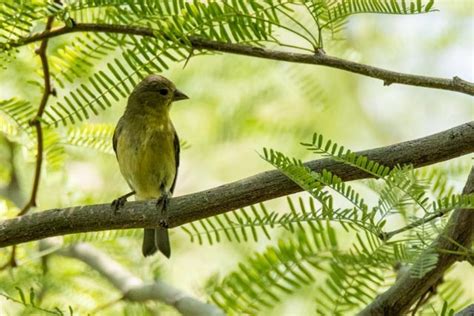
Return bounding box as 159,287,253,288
159,219,169,228
156,196,164,210
156,195,170,228
111,196,127,213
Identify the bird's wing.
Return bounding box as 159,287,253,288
170,130,180,194
112,119,122,159
112,119,136,193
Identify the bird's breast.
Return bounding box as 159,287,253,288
116,117,176,199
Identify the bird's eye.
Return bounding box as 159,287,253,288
159,88,169,96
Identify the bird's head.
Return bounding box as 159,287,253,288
127,75,188,113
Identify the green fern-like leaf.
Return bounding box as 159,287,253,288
301,132,391,177
262,148,333,210
346,231,410,267
50,33,125,89
18,127,66,172
418,166,456,199
439,301,455,316
262,148,380,232
302,0,436,42
182,198,317,245
0,98,35,132
287,64,328,108
206,204,401,314
0,113,19,139
436,280,472,312
63,228,142,245
0,1,65,64
314,260,385,315
0,288,66,315
42,128,66,172
209,224,337,314
313,229,415,314
386,193,474,244
0,2,43,45
328,0,436,19
372,165,432,225
301,133,441,218
433,194,474,212
45,43,189,127
66,123,115,154
410,246,438,278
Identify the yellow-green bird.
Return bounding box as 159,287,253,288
112,74,188,257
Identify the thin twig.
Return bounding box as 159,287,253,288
11,23,474,96
0,245,16,270
18,15,56,216
3,11,57,270
0,292,60,315
0,122,472,247
380,207,454,241
40,241,225,316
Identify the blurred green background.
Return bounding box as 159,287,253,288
0,0,472,315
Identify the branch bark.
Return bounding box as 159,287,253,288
359,167,474,315
40,240,224,316
456,304,474,316
13,23,474,96
0,122,472,248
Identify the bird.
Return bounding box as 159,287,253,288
112,74,188,258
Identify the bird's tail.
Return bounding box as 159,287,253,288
142,228,157,256
142,228,171,258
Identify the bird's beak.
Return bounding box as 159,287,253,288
173,89,189,101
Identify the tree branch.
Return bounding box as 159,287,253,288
18,13,56,216
1,11,57,270
39,240,224,316
0,122,472,247
456,304,474,316
359,166,474,315
13,23,474,96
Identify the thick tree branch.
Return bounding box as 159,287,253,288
13,23,474,96
0,122,472,247
456,304,474,316
40,240,224,316
360,167,474,315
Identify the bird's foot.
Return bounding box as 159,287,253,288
111,191,135,214
111,196,127,213
156,194,170,228
159,219,169,229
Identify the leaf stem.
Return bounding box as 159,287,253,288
380,208,453,241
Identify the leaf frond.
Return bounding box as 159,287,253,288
45,43,189,127
209,223,337,314
0,98,34,132
66,123,115,154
